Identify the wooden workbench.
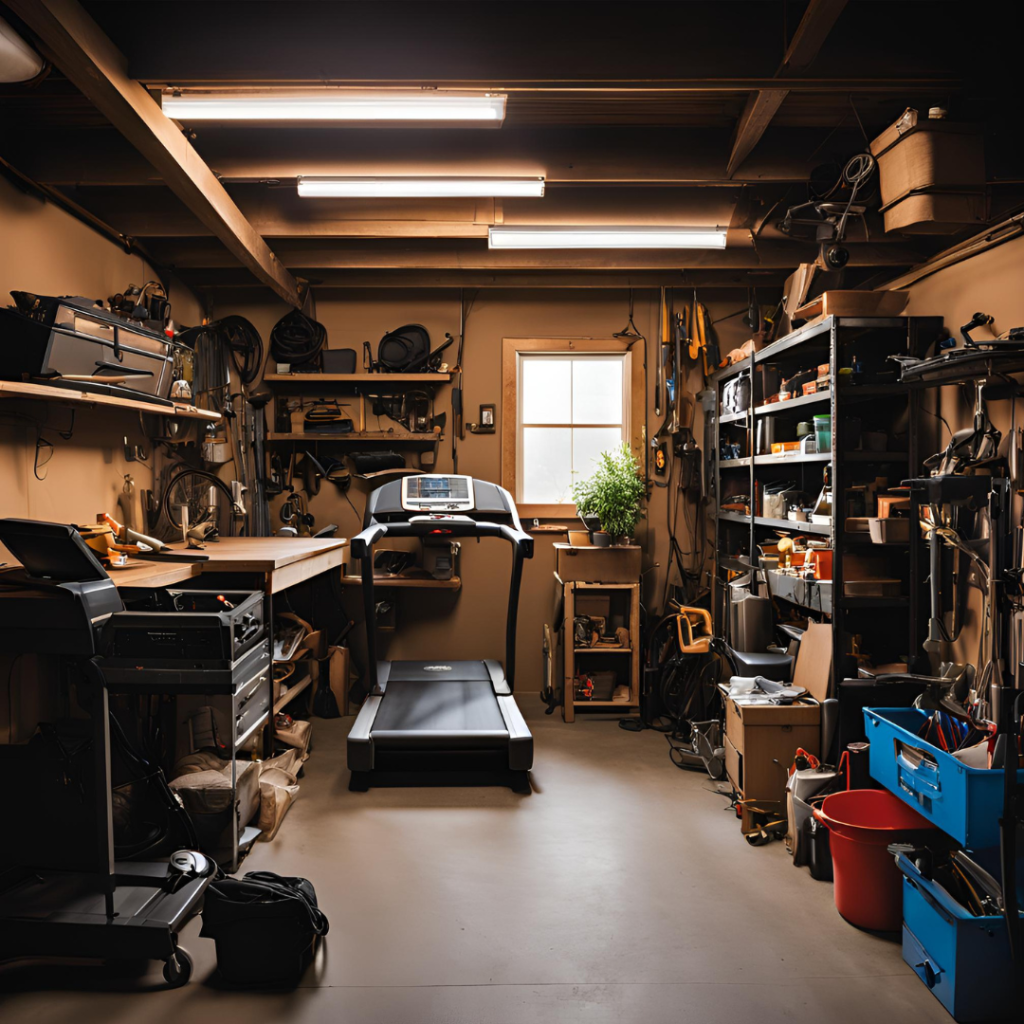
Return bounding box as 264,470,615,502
112,536,348,593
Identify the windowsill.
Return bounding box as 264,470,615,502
518,504,581,520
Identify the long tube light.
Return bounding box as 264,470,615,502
297,176,544,198
161,90,506,123
487,226,728,249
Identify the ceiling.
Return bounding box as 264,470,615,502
0,0,1018,303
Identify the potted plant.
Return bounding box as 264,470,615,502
571,443,646,547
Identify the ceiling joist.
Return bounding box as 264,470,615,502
6,0,302,307
728,0,849,177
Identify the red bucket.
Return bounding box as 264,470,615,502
814,788,936,930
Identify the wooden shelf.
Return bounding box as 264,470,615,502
753,391,830,416
267,431,441,444
274,672,313,715
263,372,451,386
574,647,632,654
0,379,221,421
341,574,462,590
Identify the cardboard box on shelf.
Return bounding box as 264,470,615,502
723,623,832,807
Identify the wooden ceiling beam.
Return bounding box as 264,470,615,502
7,125,869,188
186,269,790,291
727,0,848,178
6,0,301,307
145,238,929,272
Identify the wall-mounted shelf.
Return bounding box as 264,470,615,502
267,431,441,444
0,379,221,421
340,574,462,590
263,372,451,387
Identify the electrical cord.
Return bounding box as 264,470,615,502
204,316,264,387
270,309,326,368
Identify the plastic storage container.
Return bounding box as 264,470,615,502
813,788,935,930
897,852,1020,1022
813,414,831,453
864,707,1024,849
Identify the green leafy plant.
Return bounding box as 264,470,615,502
571,442,646,540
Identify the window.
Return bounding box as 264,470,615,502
502,338,642,517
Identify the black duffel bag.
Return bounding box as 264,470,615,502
200,871,329,986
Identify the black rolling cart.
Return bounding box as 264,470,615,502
0,520,212,987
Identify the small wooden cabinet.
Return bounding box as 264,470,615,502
559,580,641,723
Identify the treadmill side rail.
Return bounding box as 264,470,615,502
495,695,534,771
348,695,383,772
484,659,511,695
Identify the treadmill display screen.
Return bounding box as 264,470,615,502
402,475,474,509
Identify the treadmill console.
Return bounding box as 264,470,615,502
401,474,475,512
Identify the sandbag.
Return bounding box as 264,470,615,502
257,749,303,840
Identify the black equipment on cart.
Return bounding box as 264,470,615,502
0,519,213,988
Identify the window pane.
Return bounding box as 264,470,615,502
572,428,625,482
521,358,571,424
522,427,572,503
572,359,623,424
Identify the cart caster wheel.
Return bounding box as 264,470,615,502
163,948,193,988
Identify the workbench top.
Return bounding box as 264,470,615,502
110,536,348,592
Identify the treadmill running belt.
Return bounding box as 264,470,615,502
373,679,507,744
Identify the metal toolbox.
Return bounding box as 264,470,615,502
898,852,1020,1022
0,294,187,399
864,707,1024,850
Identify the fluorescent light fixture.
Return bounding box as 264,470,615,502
297,176,544,198
488,226,728,249
161,90,506,123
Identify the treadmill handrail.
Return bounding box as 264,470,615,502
356,498,533,695
351,523,388,557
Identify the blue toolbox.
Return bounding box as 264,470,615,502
896,851,1020,1022
864,707,1024,850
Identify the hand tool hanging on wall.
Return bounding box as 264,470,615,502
656,288,668,417
658,304,688,438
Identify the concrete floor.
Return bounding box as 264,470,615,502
0,700,956,1024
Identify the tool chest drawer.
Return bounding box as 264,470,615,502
234,669,270,749
864,707,1024,850
897,853,1020,1022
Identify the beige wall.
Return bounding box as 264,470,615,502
217,286,747,691
0,173,204,527
0,175,204,739
901,234,1024,670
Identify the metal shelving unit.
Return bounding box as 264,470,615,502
711,315,942,683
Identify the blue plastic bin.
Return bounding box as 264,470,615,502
897,852,1020,1022
863,707,1024,850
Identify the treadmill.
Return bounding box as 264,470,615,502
347,475,534,789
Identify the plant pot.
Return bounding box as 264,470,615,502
612,535,632,546
580,515,601,534
591,531,612,547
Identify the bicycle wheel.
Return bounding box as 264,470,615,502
162,468,236,533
